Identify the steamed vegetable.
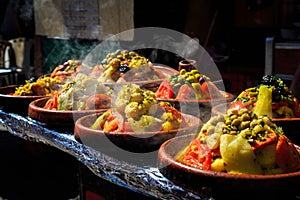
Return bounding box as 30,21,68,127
229,75,300,118
43,73,112,110
92,49,163,83
156,68,225,100
176,101,300,174
252,85,272,118
91,84,188,132
13,76,62,96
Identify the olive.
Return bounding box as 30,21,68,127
199,76,206,84
119,63,130,72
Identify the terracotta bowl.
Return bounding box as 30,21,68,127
0,85,45,116
157,134,300,199
158,91,235,123
212,102,300,144
74,113,203,153
28,97,109,127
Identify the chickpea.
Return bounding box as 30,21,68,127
230,114,238,120
229,109,239,116
238,121,250,130
238,108,248,116
231,118,241,126
225,119,231,125
263,124,272,132
250,119,258,128
240,128,251,138
253,124,263,134
241,113,250,121
262,116,273,127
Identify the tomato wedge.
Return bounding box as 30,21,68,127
228,100,245,110
176,84,193,100
275,136,300,173
252,131,277,150
182,138,212,170
156,79,174,99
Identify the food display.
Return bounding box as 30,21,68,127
43,73,112,111
156,68,226,100
50,59,85,80
12,59,84,97
90,84,188,132
176,84,300,175
12,75,62,96
91,49,164,83
229,75,300,118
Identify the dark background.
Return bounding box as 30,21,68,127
0,0,299,93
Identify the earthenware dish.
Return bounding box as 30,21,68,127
74,113,203,153
0,85,45,116
158,92,235,123
28,97,109,127
157,134,300,199
212,102,300,144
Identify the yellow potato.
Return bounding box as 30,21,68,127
211,158,226,172
255,142,277,169
220,134,263,174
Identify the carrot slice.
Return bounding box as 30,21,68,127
275,136,300,173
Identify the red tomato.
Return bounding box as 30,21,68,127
182,139,212,170
201,82,209,97
276,136,300,173
156,79,174,99
228,100,245,110
202,81,223,98
252,131,277,150
103,115,119,132
176,84,193,100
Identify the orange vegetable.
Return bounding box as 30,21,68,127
176,84,193,100
182,138,213,170
43,93,59,110
275,136,300,173
252,131,277,150
201,81,223,99
156,79,174,99
228,100,246,110
103,115,119,132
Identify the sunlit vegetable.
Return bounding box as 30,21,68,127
229,75,300,118
156,68,225,100
177,105,300,175
91,84,187,132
